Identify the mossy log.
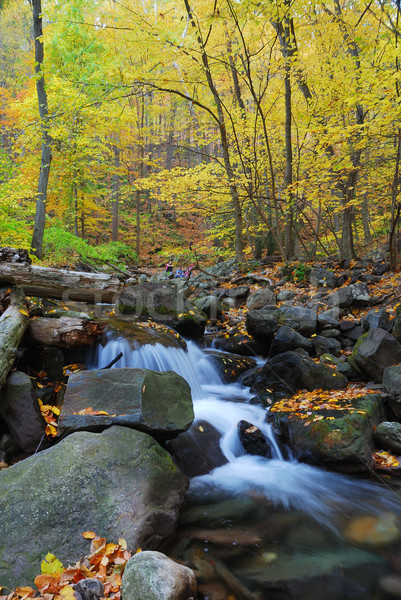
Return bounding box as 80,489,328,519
0,287,30,388
0,263,124,303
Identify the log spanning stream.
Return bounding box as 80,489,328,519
88,329,401,600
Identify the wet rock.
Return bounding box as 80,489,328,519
374,422,401,455
379,574,401,598
166,420,227,478
383,365,401,418
106,320,187,350
213,333,268,357
351,328,401,382
363,308,391,331
312,335,341,357
246,288,276,310
0,426,188,587
0,371,46,453
310,267,337,289
269,326,313,357
237,420,271,457
243,350,347,400
116,282,206,339
204,351,256,383
121,551,197,600
236,547,385,600
188,526,263,546
58,368,194,440
270,394,384,472
344,513,401,546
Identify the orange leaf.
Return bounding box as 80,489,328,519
45,424,58,438
82,531,97,540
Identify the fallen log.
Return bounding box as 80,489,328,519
0,263,124,303
25,317,105,348
0,287,30,388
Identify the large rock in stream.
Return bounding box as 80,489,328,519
269,394,384,472
58,368,194,440
116,282,207,339
0,426,188,587
243,350,347,401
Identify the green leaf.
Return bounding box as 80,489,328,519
41,552,64,574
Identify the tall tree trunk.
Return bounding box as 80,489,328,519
73,176,79,237
31,0,52,259
136,189,141,259
284,52,294,258
389,0,401,270
184,0,244,263
111,144,120,242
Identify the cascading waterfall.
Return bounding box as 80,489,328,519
88,331,401,528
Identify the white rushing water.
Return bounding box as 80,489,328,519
89,333,401,527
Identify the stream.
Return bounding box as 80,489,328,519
88,328,401,600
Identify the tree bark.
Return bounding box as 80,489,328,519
111,144,120,241
0,287,30,388
25,317,105,348
31,0,52,259
0,264,124,302
184,0,244,263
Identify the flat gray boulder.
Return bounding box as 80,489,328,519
0,426,188,587
122,551,197,600
58,368,194,439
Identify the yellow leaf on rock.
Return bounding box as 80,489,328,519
118,538,127,550
41,553,63,575
19,309,29,316
82,531,97,539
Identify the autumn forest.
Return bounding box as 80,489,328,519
0,0,400,268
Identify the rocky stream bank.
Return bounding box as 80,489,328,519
3,253,401,598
